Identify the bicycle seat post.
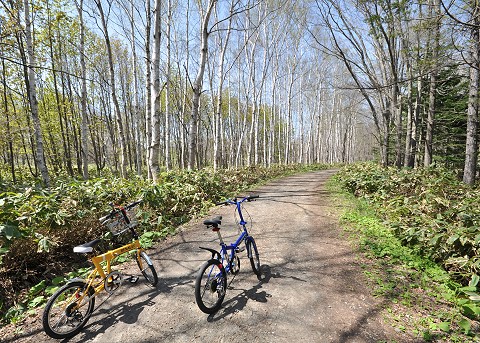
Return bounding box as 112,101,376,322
215,227,225,246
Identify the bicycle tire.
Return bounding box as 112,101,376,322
136,251,158,286
195,259,227,314
247,237,261,276
42,280,95,339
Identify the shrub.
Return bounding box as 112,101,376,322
335,162,480,318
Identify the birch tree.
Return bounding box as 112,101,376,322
24,0,50,186
424,0,442,167
187,0,217,169
165,0,172,170
148,0,162,181
212,0,235,170
75,0,88,179
95,0,128,177
463,1,480,185
145,0,152,178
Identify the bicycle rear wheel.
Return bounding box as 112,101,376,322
195,259,227,314
247,237,261,276
136,251,158,286
42,280,95,339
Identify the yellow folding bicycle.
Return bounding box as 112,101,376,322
42,200,158,339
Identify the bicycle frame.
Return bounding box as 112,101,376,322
207,196,256,274
88,240,142,289
217,231,246,274
68,239,143,310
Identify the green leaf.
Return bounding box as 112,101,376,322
45,285,59,296
437,321,450,332
142,231,156,239
429,233,443,246
469,274,480,288
475,233,480,244
462,303,480,318
27,296,45,309
35,233,55,253
52,276,65,286
446,234,459,245
29,280,46,295
0,224,21,240
458,318,471,334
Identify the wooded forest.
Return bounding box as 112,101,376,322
0,0,479,186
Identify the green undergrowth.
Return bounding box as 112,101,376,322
331,163,480,341
0,163,331,325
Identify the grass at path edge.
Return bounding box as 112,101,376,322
326,177,479,342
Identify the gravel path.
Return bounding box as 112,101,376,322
2,170,409,343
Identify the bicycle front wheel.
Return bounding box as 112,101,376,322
195,259,227,314
137,251,158,286
247,237,261,276
42,281,95,339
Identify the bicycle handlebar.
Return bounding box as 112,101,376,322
125,199,142,210
215,194,259,206
99,199,142,222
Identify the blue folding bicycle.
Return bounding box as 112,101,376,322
194,195,261,314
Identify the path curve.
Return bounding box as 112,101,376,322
3,170,408,343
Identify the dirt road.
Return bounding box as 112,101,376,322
3,170,408,343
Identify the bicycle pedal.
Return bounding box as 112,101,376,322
129,276,139,283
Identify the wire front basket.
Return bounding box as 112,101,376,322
103,208,138,235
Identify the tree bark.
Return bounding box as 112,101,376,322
24,0,50,187
129,0,142,176
165,0,172,171
149,0,162,181
188,0,217,170
77,0,88,179
213,0,234,170
145,0,152,178
96,0,128,178
424,0,441,167
463,1,480,185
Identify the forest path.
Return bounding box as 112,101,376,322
4,170,409,342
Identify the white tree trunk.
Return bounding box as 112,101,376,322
77,0,88,180
149,0,162,181
96,0,128,177
463,2,480,185
188,0,217,169
165,0,172,171
24,0,50,187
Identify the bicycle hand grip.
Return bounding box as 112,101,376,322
126,199,142,209
247,195,259,201
99,212,115,223
99,215,109,222
215,200,230,206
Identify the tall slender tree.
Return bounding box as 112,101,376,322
424,0,442,167
188,0,217,169
23,0,50,186
149,0,162,181
75,0,89,179
95,0,128,177
463,1,480,185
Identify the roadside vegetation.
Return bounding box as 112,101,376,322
0,164,330,326
333,162,480,341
